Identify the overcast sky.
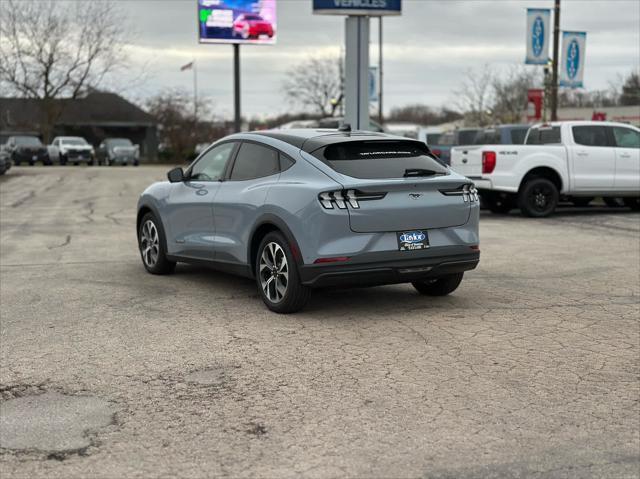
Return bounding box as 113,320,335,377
114,0,640,119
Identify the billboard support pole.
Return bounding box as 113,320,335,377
344,15,370,130
378,16,383,125
233,44,241,133
551,0,561,121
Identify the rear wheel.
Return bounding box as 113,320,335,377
256,232,310,314
518,177,559,217
624,197,640,211
412,273,464,296
138,213,176,275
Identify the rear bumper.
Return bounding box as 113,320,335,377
299,251,480,288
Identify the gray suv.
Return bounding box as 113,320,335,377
137,129,480,313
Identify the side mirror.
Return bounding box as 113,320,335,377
167,167,185,183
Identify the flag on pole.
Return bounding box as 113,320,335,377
560,31,587,89
525,8,551,65
180,61,194,72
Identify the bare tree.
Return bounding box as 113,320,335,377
282,56,343,117
0,0,129,141
147,89,219,162
492,66,541,123
454,65,495,126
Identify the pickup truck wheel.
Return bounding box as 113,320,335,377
412,273,464,296
603,197,624,208
623,198,640,211
60,155,67,166
518,177,558,218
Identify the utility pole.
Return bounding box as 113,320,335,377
378,17,383,125
233,44,241,133
550,0,561,121
193,59,198,122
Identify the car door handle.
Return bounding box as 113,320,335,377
576,152,588,157
619,153,631,158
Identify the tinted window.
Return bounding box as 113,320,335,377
62,138,88,146
457,130,479,145
426,133,441,145
437,133,454,146
526,126,561,145
230,142,279,181
190,142,235,181
280,153,295,172
510,128,529,145
572,126,610,147
15,136,42,146
612,127,640,149
473,129,500,145
313,140,448,179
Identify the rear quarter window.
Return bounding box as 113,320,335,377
312,140,448,179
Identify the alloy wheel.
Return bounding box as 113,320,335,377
140,220,160,268
259,242,289,303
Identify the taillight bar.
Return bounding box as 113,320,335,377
482,151,497,174
318,189,386,210
440,184,479,202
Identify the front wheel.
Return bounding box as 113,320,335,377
518,177,559,217
256,232,310,314
412,273,464,296
138,213,176,275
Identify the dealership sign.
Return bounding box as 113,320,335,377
313,0,402,16
525,8,550,65
560,31,587,88
198,0,277,44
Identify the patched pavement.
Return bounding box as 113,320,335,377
1,167,639,478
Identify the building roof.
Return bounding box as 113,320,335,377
0,92,156,131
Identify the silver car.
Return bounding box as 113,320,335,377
137,128,480,313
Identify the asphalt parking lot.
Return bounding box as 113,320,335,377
1,166,639,478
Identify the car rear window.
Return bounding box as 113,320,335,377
473,129,500,145
526,126,561,145
312,140,448,179
15,136,42,146
458,130,479,145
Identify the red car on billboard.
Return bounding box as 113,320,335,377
232,13,274,39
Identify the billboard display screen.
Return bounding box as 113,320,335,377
198,0,276,44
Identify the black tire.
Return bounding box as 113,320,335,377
60,154,67,166
603,197,625,208
623,197,640,211
138,212,176,275
29,161,35,166
88,159,95,166
133,160,139,167
484,193,514,214
518,177,559,218
256,231,311,314
572,197,593,207
412,273,464,296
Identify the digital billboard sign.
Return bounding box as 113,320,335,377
198,0,277,45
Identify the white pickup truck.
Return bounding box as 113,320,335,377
450,121,640,217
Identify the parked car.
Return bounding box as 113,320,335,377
429,128,481,165
450,121,640,216
470,124,531,146
385,123,443,146
49,136,95,165
4,135,50,166
0,146,11,175
137,129,480,313
232,13,274,39
96,138,140,166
